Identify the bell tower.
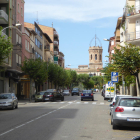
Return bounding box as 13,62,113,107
89,35,103,69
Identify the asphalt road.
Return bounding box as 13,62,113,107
0,92,140,140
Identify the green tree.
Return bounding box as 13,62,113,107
112,44,140,93
21,58,48,100
0,27,13,66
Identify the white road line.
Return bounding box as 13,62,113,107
0,129,14,136
68,102,73,104
92,102,96,104
52,102,57,103
84,102,88,104
100,102,104,105
76,102,81,104
60,102,65,103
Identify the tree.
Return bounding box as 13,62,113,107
0,27,13,66
21,58,48,100
112,44,140,93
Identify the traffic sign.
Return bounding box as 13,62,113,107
111,72,119,83
108,81,113,87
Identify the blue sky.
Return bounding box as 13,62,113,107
24,0,126,68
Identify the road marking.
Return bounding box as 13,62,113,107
100,102,104,105
68,102,73,104
92,102,96,104
0,104,70,137
84,102,88,104
60,102,65,103
76,102,81,104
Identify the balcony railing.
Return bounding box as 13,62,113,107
125,5,140,17
54,31,59,36
1,32,8,39
44,45,50,50
54,41,59,45
54,51,58,55
0,10,8,23
126,31,140,41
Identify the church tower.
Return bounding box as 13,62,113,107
89,35,103,69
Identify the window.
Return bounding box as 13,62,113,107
16,34,18,43
18,4,19,13
19,56,21,65
25,40,27,50
111,40,114,45
111,50,114,54
95,54,97,60
100,54,102,60
16,54,18,63
21,8,22,16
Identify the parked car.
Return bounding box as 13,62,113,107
111,96,140,129
35,91,47,102
42,90,64,102
62,90,70,96
132,136,140,140
71,88,80,96
81,90,94,101
109,95,132,115
0,93,18,110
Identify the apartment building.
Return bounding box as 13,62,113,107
58,52,65,68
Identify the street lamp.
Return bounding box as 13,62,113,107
1,23,22,32
103,38,110,41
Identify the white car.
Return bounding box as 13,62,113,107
109,94,132,115
62,90,70,96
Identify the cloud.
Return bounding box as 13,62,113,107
24,0,126,22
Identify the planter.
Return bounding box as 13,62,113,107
127,13,131,16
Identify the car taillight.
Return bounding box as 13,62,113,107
115,107,124,112
43,95,45,97
81,93,83,96
113,102,115,106
50,95,53,97
91,93,93,96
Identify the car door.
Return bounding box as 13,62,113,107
56,93,61,100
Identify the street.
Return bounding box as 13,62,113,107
0,92,140,140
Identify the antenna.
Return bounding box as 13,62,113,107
36,11,39,24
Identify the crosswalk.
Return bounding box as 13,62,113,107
19,101,109,106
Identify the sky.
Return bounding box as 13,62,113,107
24,0,126,68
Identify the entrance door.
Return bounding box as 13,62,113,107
136,19,140,39
0,80,4,93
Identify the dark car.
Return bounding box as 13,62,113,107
71,88,80,96
42,90,64,102
81,90,94,101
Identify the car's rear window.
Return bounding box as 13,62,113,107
0,94,12,99
44,92,52,95
64,90,69,92
119,98,140,107
36,92,45,95
83,90,92,93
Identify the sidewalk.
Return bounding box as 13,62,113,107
18,99,35,105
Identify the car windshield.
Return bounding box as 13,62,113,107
0,94,12,99
46,89,56,92
44,92,52,95
36,92,45,95
64,90,69,92
83,90,92,93
119,98,140,107
73,88,78,90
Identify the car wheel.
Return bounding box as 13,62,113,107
112,123,118,130
92,98,94,101
104,97,106,100
81,99,83,101
61,98,64,101
72,94,73,96
15,103,18,109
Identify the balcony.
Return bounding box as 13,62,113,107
54,41,59,46
1,32,8,39
125,6,140,20
58,56,64,61
30,54,35,59
44,45,50,51
54,51,58,55
126,31,140,44
0,10,8,24
54,31,59,37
